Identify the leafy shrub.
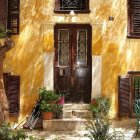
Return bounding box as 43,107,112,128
40,101,54,112
39,87,60,102
0,122,44,140
53,104,63,113
90,96,111,118
0,122,27,140
85,118,124,140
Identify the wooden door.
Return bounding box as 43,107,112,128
54,24,92,103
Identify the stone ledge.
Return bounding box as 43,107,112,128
63,104,89,110
43,118,90,131
63,110,92,119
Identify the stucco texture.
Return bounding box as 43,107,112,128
3,0,140,120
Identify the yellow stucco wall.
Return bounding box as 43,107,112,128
3,0,140,120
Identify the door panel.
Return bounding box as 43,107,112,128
54,24,92,103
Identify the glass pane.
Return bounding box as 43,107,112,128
77,30,87,66
58,30,69,66
134,76,140,100
60,0,85,11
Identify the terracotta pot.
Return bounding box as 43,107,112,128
91,98,97,105
42,112,53,120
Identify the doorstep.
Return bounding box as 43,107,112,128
43,118,90,131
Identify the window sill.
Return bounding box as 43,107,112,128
127,35,140,39
54,10,91,14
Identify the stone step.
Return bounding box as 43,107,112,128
43,118,90,131
63,110,92,119
63,104,90,110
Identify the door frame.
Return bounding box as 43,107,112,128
54,23,92,103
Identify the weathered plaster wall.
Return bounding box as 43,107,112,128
3,0,140,120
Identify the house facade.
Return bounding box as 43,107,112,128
0,0,139,121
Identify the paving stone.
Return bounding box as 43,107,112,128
26,118,138,140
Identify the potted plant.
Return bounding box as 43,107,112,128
53,104,63,119
40,100,54,120
39,87,60,103
89,96,111,118
58,92,69,104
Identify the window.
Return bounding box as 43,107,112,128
54,0,90,13
127,0,140,38
7,0,20,35
0,0,20,35
118,71,140,117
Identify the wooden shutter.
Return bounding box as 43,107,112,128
127,0,140,38
7,0,20,35
0,0,7,27
118,76,130,117
3,74,20,116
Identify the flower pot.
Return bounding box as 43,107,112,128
42,112,53,120
55,112,63,119
91,98,96,105
58,96,64,104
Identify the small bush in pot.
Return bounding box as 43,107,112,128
90,96,111,118
40,100,54,120
39,87,60,103
53,104,63,119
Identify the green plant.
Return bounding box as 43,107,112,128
59,92,69,97
90,96,111,118
0,122,45,140
39,87,60,102
0,26,11,38
85,118,124,140
0,122,27,140
53,104,63,113
40,101,54,112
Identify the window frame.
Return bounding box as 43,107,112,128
7,0,20,35
127,0,140,38
54,0,90,14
